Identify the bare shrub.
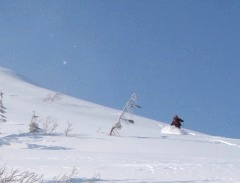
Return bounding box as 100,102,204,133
64,122,73,137
89,173,100,183
44,93,62,103
0,165,43,183
0,161,98,183
42,116,58,135
53,167,77,183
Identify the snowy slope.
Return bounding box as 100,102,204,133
0,67,240,183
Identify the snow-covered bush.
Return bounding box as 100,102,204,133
0,91,7,122
109,93,141,136
29,111,40,133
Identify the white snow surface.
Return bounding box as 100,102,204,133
1,67,240,183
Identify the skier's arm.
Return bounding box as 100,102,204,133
179,118,184,122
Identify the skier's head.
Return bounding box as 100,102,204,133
174,115,178,119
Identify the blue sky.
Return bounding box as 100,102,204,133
0,0,240,138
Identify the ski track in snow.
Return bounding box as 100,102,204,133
209,138,240,148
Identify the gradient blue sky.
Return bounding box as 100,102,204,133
1,0,240,138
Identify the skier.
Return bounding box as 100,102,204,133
171,115,184,128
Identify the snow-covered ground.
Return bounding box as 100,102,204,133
0,67,240,182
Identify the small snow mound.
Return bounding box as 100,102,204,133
161,125,187,135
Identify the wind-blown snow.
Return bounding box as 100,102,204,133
160,125,188,135
0,67,240,183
